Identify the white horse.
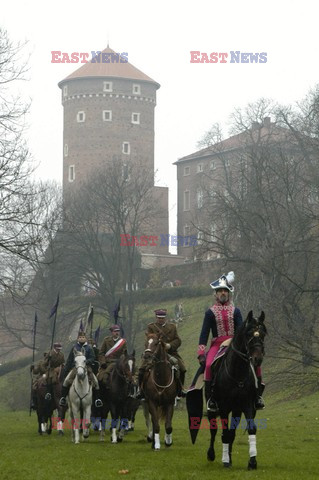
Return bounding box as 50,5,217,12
68,350,92,444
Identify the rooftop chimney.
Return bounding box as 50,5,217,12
263,117,271,127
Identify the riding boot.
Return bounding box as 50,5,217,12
92,389,103,408
206,380,219,414
255,378,265,410
59,385,70,407
135,370,145,400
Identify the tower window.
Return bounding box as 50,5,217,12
69,165,75,182
122,142,130,155
103,81,113,92
184,166,190,176
103,110,112,121
131,113,140,124
63,85,68,97
197,163,203,173
64,144,68,157
77,111,85,123
132,84,141,95
184,190,190,211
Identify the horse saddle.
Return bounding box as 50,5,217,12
212,340,231,365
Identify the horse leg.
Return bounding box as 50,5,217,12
82,404,91,440
244,409,257,470
220,412,232,467
207,412,218,461
110,404,119,443
148,401,160,450
164,403,174,447
143,402,153,442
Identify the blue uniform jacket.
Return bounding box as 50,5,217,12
199,307,243,346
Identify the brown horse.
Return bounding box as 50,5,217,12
142,333,178,450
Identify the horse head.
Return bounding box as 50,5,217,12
244,311,267,367
73,349,87,381
145,333,166,361
117,352,135,383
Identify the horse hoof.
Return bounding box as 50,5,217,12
117,438,123,443
47,430,52,435
147,436,152,443
223,463,232,468
207,448,215,462
58,431,64,436
248,457,257,470
165,441,173,447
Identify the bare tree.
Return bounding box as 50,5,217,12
195,95,319,370
43,160,160,348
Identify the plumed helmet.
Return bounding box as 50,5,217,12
210,271,235,293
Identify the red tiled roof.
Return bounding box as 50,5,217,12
58,47,160,88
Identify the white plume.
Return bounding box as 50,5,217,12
226,271,235,284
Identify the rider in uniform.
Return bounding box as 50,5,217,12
137,308,187,399
59,331,103,408
198,272,265,413
98,325,128,387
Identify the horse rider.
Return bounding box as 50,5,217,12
59,331,103,408
30,352,49,410
137,308,187,399
44,342,65,400
98,325,128,387
198,272,265,413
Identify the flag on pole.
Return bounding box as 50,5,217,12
94,325,101,345
48,294,59,319
79,318,84,333
113,299,121,322
87,304,94,326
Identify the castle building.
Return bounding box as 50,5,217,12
58,47,181,266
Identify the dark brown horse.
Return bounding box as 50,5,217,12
206,311,267,469
99,352,135,443
142,333,178,450
35,366,66,435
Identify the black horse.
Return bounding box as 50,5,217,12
99,352,135,443
206,311,267,469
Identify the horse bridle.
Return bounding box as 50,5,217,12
145,339,176,391
225,326,265,388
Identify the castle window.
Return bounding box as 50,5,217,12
103,81,113,92
197,188,203,208
197,163,203,173
77,111,85,123
210,160,216,170
131,113,140,124
69,165,75,182
184,190,190,211
132,84,141,95
122,142,130,155
184,166,190,176
64,144,68,157
103,110,112,121
184,225,190,236
63,85,68,97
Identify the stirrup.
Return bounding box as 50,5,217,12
45,393,52,401
59,397,67,407
206,397,219,414
95,399,103,408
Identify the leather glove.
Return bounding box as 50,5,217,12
165,343,171,350
198,355,206,367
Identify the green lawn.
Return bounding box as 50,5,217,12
1,392,318,480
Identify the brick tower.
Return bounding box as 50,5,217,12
58,47,170,262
